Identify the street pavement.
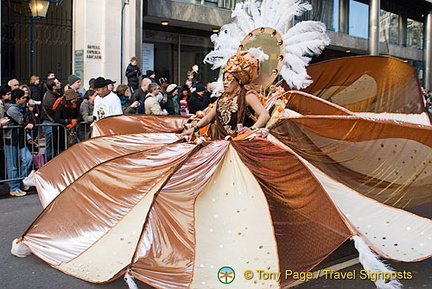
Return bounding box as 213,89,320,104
0,183,430,289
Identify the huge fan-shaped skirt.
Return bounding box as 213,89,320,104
18,115,432,289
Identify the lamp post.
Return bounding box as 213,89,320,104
24,0,62,18
23,0,62,75
121,0,130,82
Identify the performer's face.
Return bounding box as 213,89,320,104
223,73,239,94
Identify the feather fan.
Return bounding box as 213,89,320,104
204,0,330,89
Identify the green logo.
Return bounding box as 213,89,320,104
218,266,235,284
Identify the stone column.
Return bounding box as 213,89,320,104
398,14,407,46
135,0,143,75
72,0,139,87
424,10,432,91
339,0,349,34
369,0,380,55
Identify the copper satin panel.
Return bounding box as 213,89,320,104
91,115,188,137
232,139,352,285
283,91,353,116
130,141,229,289
16,53,432,288
23,141,198,267
300,55,425,113
270,117,432,208
35,133,182,207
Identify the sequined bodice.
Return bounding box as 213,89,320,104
217,96,239,135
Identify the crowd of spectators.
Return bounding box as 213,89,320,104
0,61,220,197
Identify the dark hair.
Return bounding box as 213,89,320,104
11,89,25,103
46,79,57,91
181,84,190,92
158,77,168,84
89,78,95,88
84,89,96,100
1,84,11,97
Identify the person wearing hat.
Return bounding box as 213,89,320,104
187,84,210,115
180,84,190,102
52,89,82,150
182,52,270,139
105,79,116,92
145,70,156,83
88,78,96,89
92,77,123,121
67,74,81,94
165,83,180,115
54,90,82,129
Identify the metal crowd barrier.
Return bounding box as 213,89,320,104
0,121,92,183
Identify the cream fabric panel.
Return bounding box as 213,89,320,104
355,112,431,126
192,146,280,288
55,176,169,282
269,135,432,262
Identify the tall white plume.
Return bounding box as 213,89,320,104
353,235,403,289
204,0,330,89
124,273,139,289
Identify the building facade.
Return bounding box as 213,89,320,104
142,0,432,89
1,0,432,90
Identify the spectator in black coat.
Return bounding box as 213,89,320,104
145,70,156,83
125,57,141,92
29,75,42,101
187,84,210,115
54,89,83,151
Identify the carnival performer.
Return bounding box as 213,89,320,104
182,52,270,139
11,1,431,289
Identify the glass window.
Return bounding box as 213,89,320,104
144,30,219,86
348,0,369,39
407,18,423,50
179,35,219,85
333,0,339,33
178,0,240,9
380,11,399,45
298,0,337,32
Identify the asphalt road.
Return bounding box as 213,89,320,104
0,184,430,289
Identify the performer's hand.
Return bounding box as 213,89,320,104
255,128,269,138
180,127,195,140
236,127,269,140
238,126,254,135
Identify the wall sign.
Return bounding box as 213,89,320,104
74,49,84,80
86,45,102,60
142,43,154,72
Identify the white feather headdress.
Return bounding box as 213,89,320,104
204,0,330,89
